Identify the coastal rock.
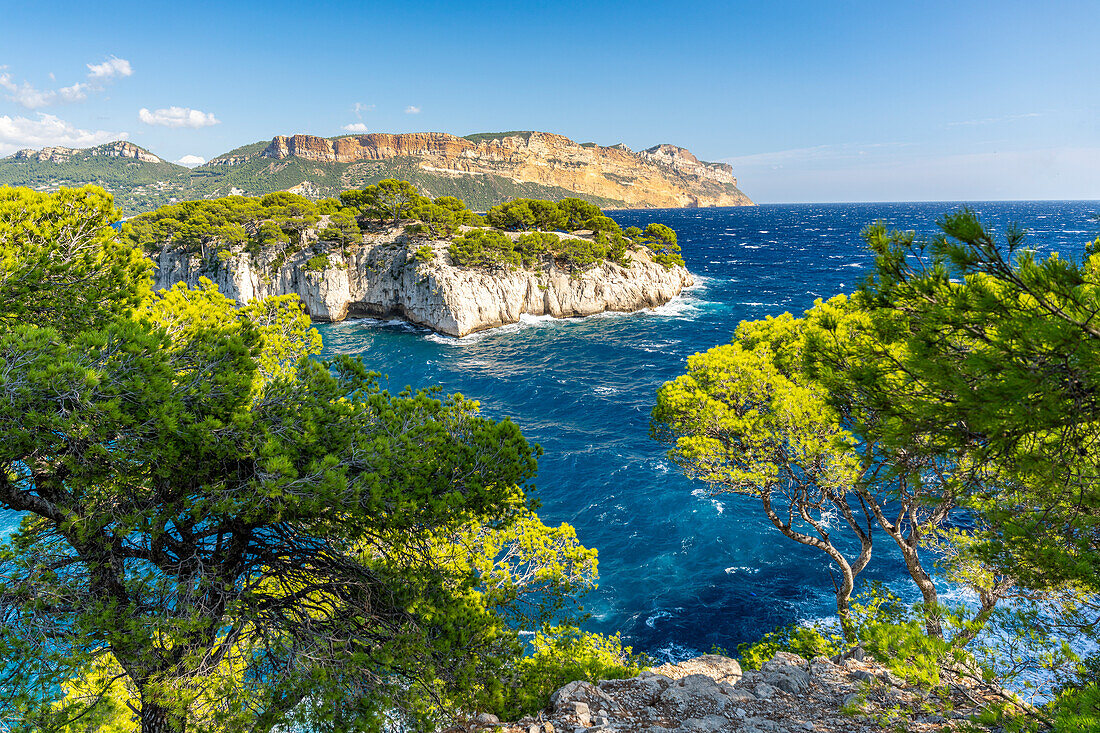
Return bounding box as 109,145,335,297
151,229,693,337
473,651,1017,733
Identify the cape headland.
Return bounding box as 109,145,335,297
152,225,692,337
132,185,694,337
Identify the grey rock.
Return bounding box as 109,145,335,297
551,680,620,713
475,712,500,724
753,682,778,699
680,714,729,731
760,657,811,694
558,701,589,726
654,654,743,686
153,232,693,338
841,692,863,709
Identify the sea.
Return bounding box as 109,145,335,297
3,201,1097,663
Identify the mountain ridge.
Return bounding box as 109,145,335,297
0,130,753,213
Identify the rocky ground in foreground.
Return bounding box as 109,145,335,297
450,650,1017,733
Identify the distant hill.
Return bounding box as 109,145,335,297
0,131,753,214
0,141,190,212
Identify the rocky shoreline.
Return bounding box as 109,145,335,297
457,650,1014,733
151,229,693,337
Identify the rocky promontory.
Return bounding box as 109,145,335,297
151,226,693,337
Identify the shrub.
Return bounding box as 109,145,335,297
414,244,435,263
515,231,560,267
448,229,520,269
491,626,646,720
637,222,683,268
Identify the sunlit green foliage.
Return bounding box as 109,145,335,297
658,208,1100,732
638,222,684,267
490,626,645,721
0,185,151,334
122,191,361,265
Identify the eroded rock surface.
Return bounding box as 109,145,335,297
152,229,693,337
452,650,1014,733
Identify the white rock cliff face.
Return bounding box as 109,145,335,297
152,237,693,337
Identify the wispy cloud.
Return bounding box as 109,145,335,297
352,102,374,117
0,57,133,109
175,154,205,167
404,105,421,115
138,106,219,128
86,57,132,80
342,122,369,133
0,113,126,156
946,112,1041,128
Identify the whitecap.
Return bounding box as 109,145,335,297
645,610,673,628
724,566,760,575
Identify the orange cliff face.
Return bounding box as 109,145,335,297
259,131,752,208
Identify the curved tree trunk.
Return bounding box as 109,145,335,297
898,541,944,639
760,492,868,641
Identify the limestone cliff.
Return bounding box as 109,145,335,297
253,131,751,209
151,229,692,337
12,141,164,164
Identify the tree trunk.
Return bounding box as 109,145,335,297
141,701,184,733
899,543,944,639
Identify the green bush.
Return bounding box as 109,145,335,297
303,254,331,272
737,624,844,671
491,626,646,720
515,231,560,267
637,222,684,268
448,229,520,269
414,244,435,263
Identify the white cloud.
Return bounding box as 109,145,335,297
342,122,369,133
0,75,56,109
404,105,421,115
352,102,374,116
86,57,133,80
0,113,126,156
176,154,205,167
138,106,220,128
0,57,132,109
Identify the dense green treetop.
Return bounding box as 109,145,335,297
0,186,151,334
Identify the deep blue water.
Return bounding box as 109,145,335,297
3,201,1097,662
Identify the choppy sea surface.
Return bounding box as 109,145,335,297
3,201,1097,662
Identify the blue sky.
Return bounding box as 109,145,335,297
1,0,1097,202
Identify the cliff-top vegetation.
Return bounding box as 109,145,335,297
122,178,684,275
